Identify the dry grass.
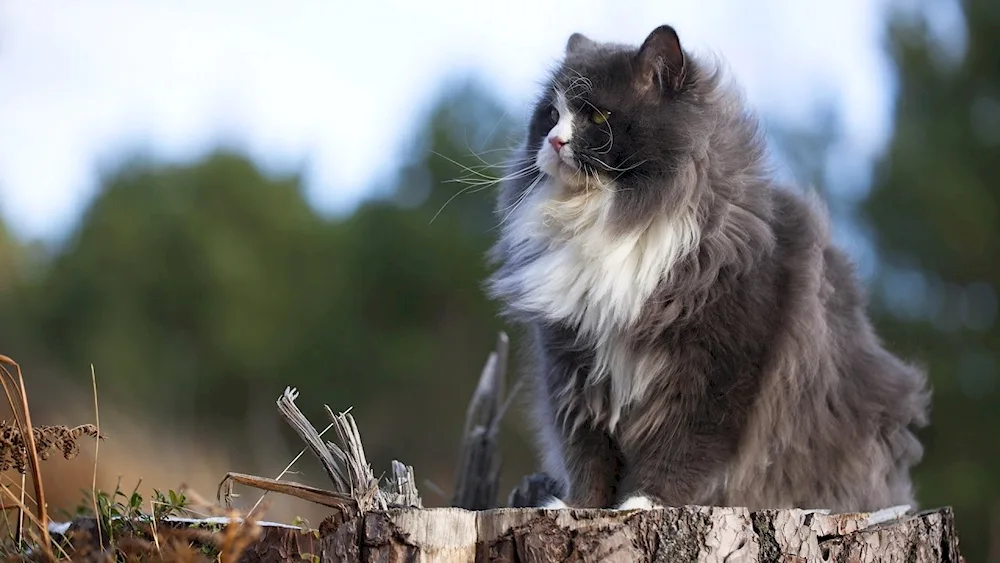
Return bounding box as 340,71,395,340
0,424,100,474
0,354,264,562
48,494,264,563
29,378,324,530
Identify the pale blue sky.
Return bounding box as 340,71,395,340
0,0,904,243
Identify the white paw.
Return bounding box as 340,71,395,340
616,495,663,511
541,496,570,510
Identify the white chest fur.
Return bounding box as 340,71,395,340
500,179,700,427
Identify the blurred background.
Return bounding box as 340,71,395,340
0,0,997,559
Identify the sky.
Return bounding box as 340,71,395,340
0,0,899,244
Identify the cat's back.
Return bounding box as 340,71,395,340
733,185,929,511
767,184,927,414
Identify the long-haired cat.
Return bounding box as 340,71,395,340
487,25,929,512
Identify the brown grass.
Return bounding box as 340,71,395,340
28,378,327,529
0,354,265,562
0,424,100,474
53,502,264,563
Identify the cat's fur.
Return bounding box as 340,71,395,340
486,25,930,512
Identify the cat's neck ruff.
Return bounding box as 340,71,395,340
501,176,701,341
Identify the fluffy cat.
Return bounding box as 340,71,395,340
486,25,930,512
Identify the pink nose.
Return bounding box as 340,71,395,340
548,136,566,153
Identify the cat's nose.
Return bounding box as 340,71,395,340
548,136,566,153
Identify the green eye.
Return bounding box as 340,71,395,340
591,109,610,124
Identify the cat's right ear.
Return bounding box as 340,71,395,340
635,25,686,94
565,33,597,56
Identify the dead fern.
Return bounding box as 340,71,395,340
0,424,102,473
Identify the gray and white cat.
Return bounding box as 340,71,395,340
487,25,929,512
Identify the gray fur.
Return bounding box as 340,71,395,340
486,25,929,512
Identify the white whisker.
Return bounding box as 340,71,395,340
431,162,540,224
496,174,544,229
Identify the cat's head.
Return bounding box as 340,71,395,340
490,26,774,331
503,25,759,236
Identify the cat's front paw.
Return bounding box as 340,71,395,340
615,495,664,511
540,496,571,510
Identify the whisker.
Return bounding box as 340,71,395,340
430,151,538,223
478,109,512,153
495,174,544,230
430,151,501,181
585,153,648,174
578,98,615,154
432,163,541,224
563,67,593,95
462,144,525,169
442,156,538,177
443,164,539,188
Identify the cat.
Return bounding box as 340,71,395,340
486,24,930,513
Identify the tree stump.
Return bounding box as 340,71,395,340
85,504,956,562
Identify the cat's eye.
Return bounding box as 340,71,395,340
591,109,611,125
549,107,559,122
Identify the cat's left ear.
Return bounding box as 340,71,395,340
635,25,686,93
565,32,597,56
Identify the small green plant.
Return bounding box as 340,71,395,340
72,479,191,553
151,487,188,521
0,357,258,561
291,515,322,540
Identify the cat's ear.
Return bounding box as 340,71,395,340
635,25,686,93
565,32,597,56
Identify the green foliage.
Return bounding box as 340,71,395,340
70,479,190,555
21,154,330,411
861,1,1000,559
0,220,16,293
1,75,529,496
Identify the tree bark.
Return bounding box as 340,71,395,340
135,504,959,562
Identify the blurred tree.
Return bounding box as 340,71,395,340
0,218,19,353
389,75,522,231
5,76,535,499
316,73,531,491
0,216,48,350
0,218,17,293
863,0,1000,559
17,151,334,429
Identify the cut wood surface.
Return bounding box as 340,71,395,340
317,505,962,563
50,504,964,562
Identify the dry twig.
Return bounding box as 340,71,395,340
451,332,518,510
218,387,421,516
